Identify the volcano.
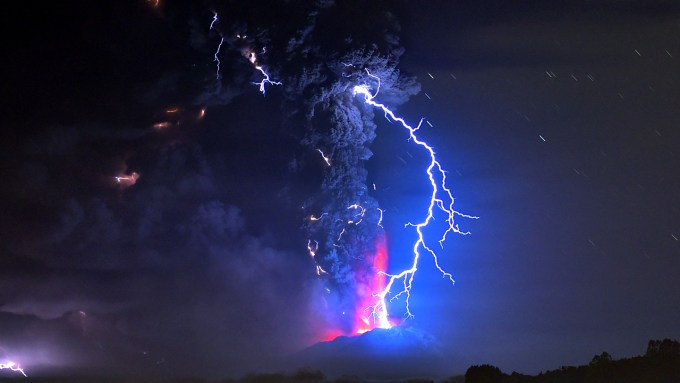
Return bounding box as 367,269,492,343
288,326,463,379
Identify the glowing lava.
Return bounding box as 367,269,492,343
322,233,395,341
354,233,393,334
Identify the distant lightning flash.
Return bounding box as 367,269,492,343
307,240,327,275
352,70,478,324
0,361,27,377
309,213,327,221
213,36,224,80
317,149,332,166
115,172,140,187
153,121,171,130
347,203,366,225
244,49,281,95
209,11,224,80
208,12,280,94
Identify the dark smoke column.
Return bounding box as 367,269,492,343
288,50,419,335
206,1,419,335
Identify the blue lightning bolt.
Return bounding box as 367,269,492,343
213,36,224,80
352,70,478,323
245,49,282,95
209,13,280,95
208,11,223,80
0,361,27,377
253,64,282,95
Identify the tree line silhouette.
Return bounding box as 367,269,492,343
3,339,678,383
464,338,680,383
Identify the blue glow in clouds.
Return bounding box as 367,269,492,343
353,70,478,324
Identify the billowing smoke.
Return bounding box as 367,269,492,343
206,1,420,335
291,52,419,334
0,1,427,377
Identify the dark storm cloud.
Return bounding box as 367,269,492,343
0,0,435,375
0,114,318,376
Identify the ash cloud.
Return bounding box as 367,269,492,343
1,0,423,378
0,124,316,377
204,0,421,333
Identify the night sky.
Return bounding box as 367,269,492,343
1,0,679,379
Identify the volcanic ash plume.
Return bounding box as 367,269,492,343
295,53,420,335
206,1,420,337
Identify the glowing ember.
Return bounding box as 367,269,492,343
153,121,172,130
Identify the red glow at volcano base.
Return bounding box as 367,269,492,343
323,233,401,341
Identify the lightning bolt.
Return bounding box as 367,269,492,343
208,11,224,80
213,36,224,80
316,149,332,166
244,49,282,95
309,213,327,221
114,172,140,187
0,361,27,377
346,203,366,225
209,12,280,94
307,240,327,275
352,69,478,323
202,9,472,334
